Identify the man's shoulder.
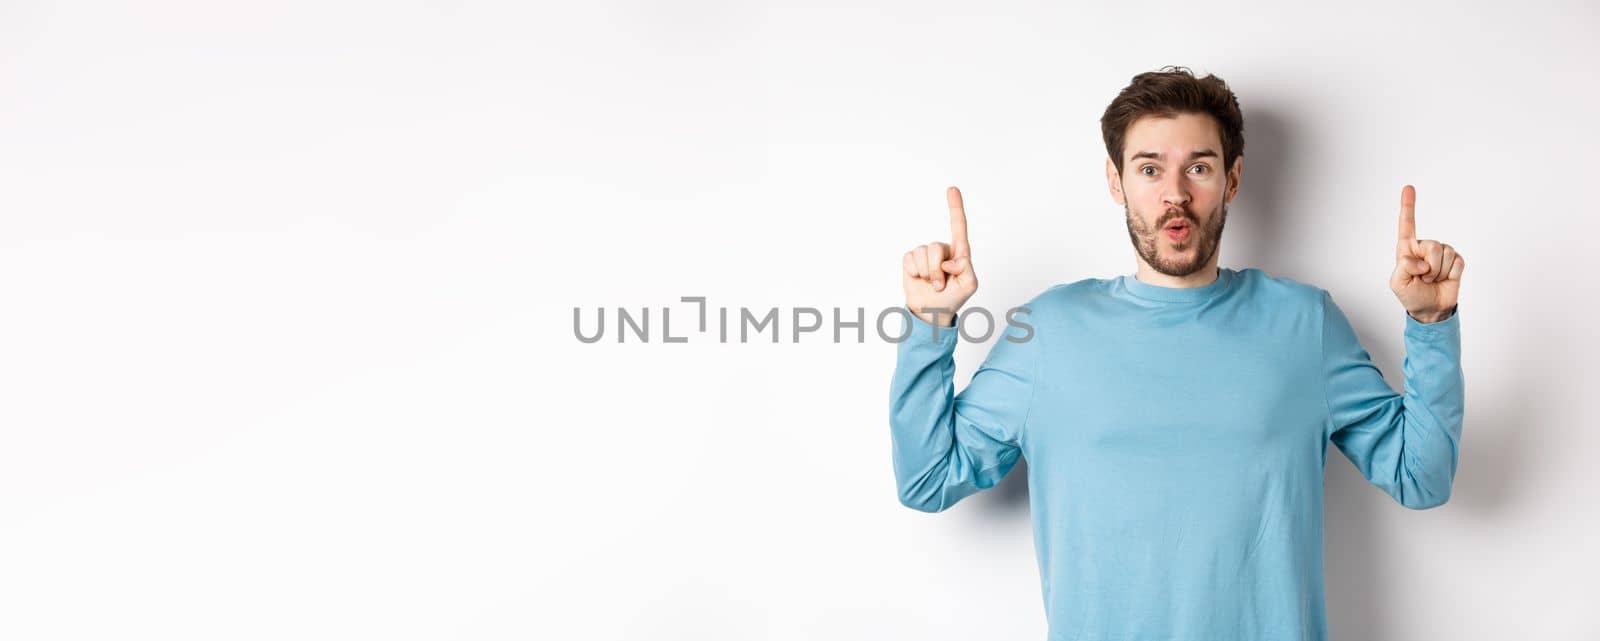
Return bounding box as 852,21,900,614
1234,266,1329,305
1026,275,1112,309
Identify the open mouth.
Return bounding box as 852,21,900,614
1163,219,1191,241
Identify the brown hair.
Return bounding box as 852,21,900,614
1100,66,1244,176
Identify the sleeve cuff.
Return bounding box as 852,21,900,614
1405,304,1460,338
901,307,961,348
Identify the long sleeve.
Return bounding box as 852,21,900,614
1321,291,1465,509
888,309,1038,513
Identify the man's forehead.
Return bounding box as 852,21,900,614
1123,114,1223,160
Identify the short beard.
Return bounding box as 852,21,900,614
1124,200,1228,278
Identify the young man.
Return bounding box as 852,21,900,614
888,66,1465,640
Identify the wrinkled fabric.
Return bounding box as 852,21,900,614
888,266,1464,641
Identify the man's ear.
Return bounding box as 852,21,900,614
1225,156,1243,203
1106,157,1125,206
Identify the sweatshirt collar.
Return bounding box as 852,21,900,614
1118,266,1235,303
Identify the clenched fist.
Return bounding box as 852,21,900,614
902,186,979,327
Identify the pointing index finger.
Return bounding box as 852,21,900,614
947,186,970,258
1398,184,1417,244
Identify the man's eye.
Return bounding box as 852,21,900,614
1140,166,1156,176
1189,165,1208,174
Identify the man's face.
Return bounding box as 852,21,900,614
1106,112,1242,277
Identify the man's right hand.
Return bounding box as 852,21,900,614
902,186,980,327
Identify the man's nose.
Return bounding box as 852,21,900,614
1162,177,1191,209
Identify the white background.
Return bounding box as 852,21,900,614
2,1,1596,639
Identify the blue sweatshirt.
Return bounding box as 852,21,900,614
888,266,1464,641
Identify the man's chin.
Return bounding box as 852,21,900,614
1153,256,1206,277
1160,250,1197,268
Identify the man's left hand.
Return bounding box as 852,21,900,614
1390,184,1464,323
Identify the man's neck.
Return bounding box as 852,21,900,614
1134,260,1221,289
